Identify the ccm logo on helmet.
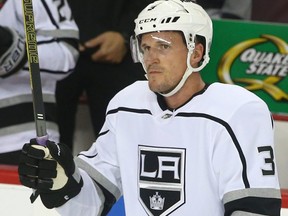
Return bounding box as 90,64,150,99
139,18,157,24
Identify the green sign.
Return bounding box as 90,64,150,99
202,19,288,116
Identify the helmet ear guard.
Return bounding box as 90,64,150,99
131,0,213,97
130,35,143,64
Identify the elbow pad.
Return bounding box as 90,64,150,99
0,26,27,78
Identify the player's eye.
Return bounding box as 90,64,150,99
159,43,170,50
141,45,150,54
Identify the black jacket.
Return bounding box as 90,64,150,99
67,0,150,42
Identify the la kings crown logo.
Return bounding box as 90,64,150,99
138,146,186,216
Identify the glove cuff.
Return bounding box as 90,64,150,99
40,175,83,209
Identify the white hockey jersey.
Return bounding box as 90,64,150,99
0,0,78,153
58,81,281,216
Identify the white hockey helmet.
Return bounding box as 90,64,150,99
131,0,213,97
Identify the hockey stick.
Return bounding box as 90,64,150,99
22,0,48,145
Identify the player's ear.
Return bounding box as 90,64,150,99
190,43,204,67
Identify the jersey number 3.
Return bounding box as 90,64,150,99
258,146,275,176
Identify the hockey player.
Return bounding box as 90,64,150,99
0,0,79,164
18,0,281,215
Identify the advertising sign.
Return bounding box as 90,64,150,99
202,20,288,118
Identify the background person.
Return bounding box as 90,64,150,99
0,0,79,165
197,0,252,20
55,0,151,151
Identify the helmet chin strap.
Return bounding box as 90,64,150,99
158,52,209,97
159,65,193,97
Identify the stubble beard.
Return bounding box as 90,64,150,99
148,76,176,94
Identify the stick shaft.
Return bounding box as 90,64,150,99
22,0,48,143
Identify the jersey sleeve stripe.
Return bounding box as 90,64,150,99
37,29,79,39
75,157,122,200
223,188,281,204
223,188,281,216
0,101,56,128
22,66,74,75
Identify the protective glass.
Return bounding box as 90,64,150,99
130,32,187,65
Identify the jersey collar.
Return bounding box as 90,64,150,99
156,83,210,111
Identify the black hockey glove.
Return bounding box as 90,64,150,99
0,26,27,78
18,139,83,209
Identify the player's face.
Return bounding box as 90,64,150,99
140,31,188,95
